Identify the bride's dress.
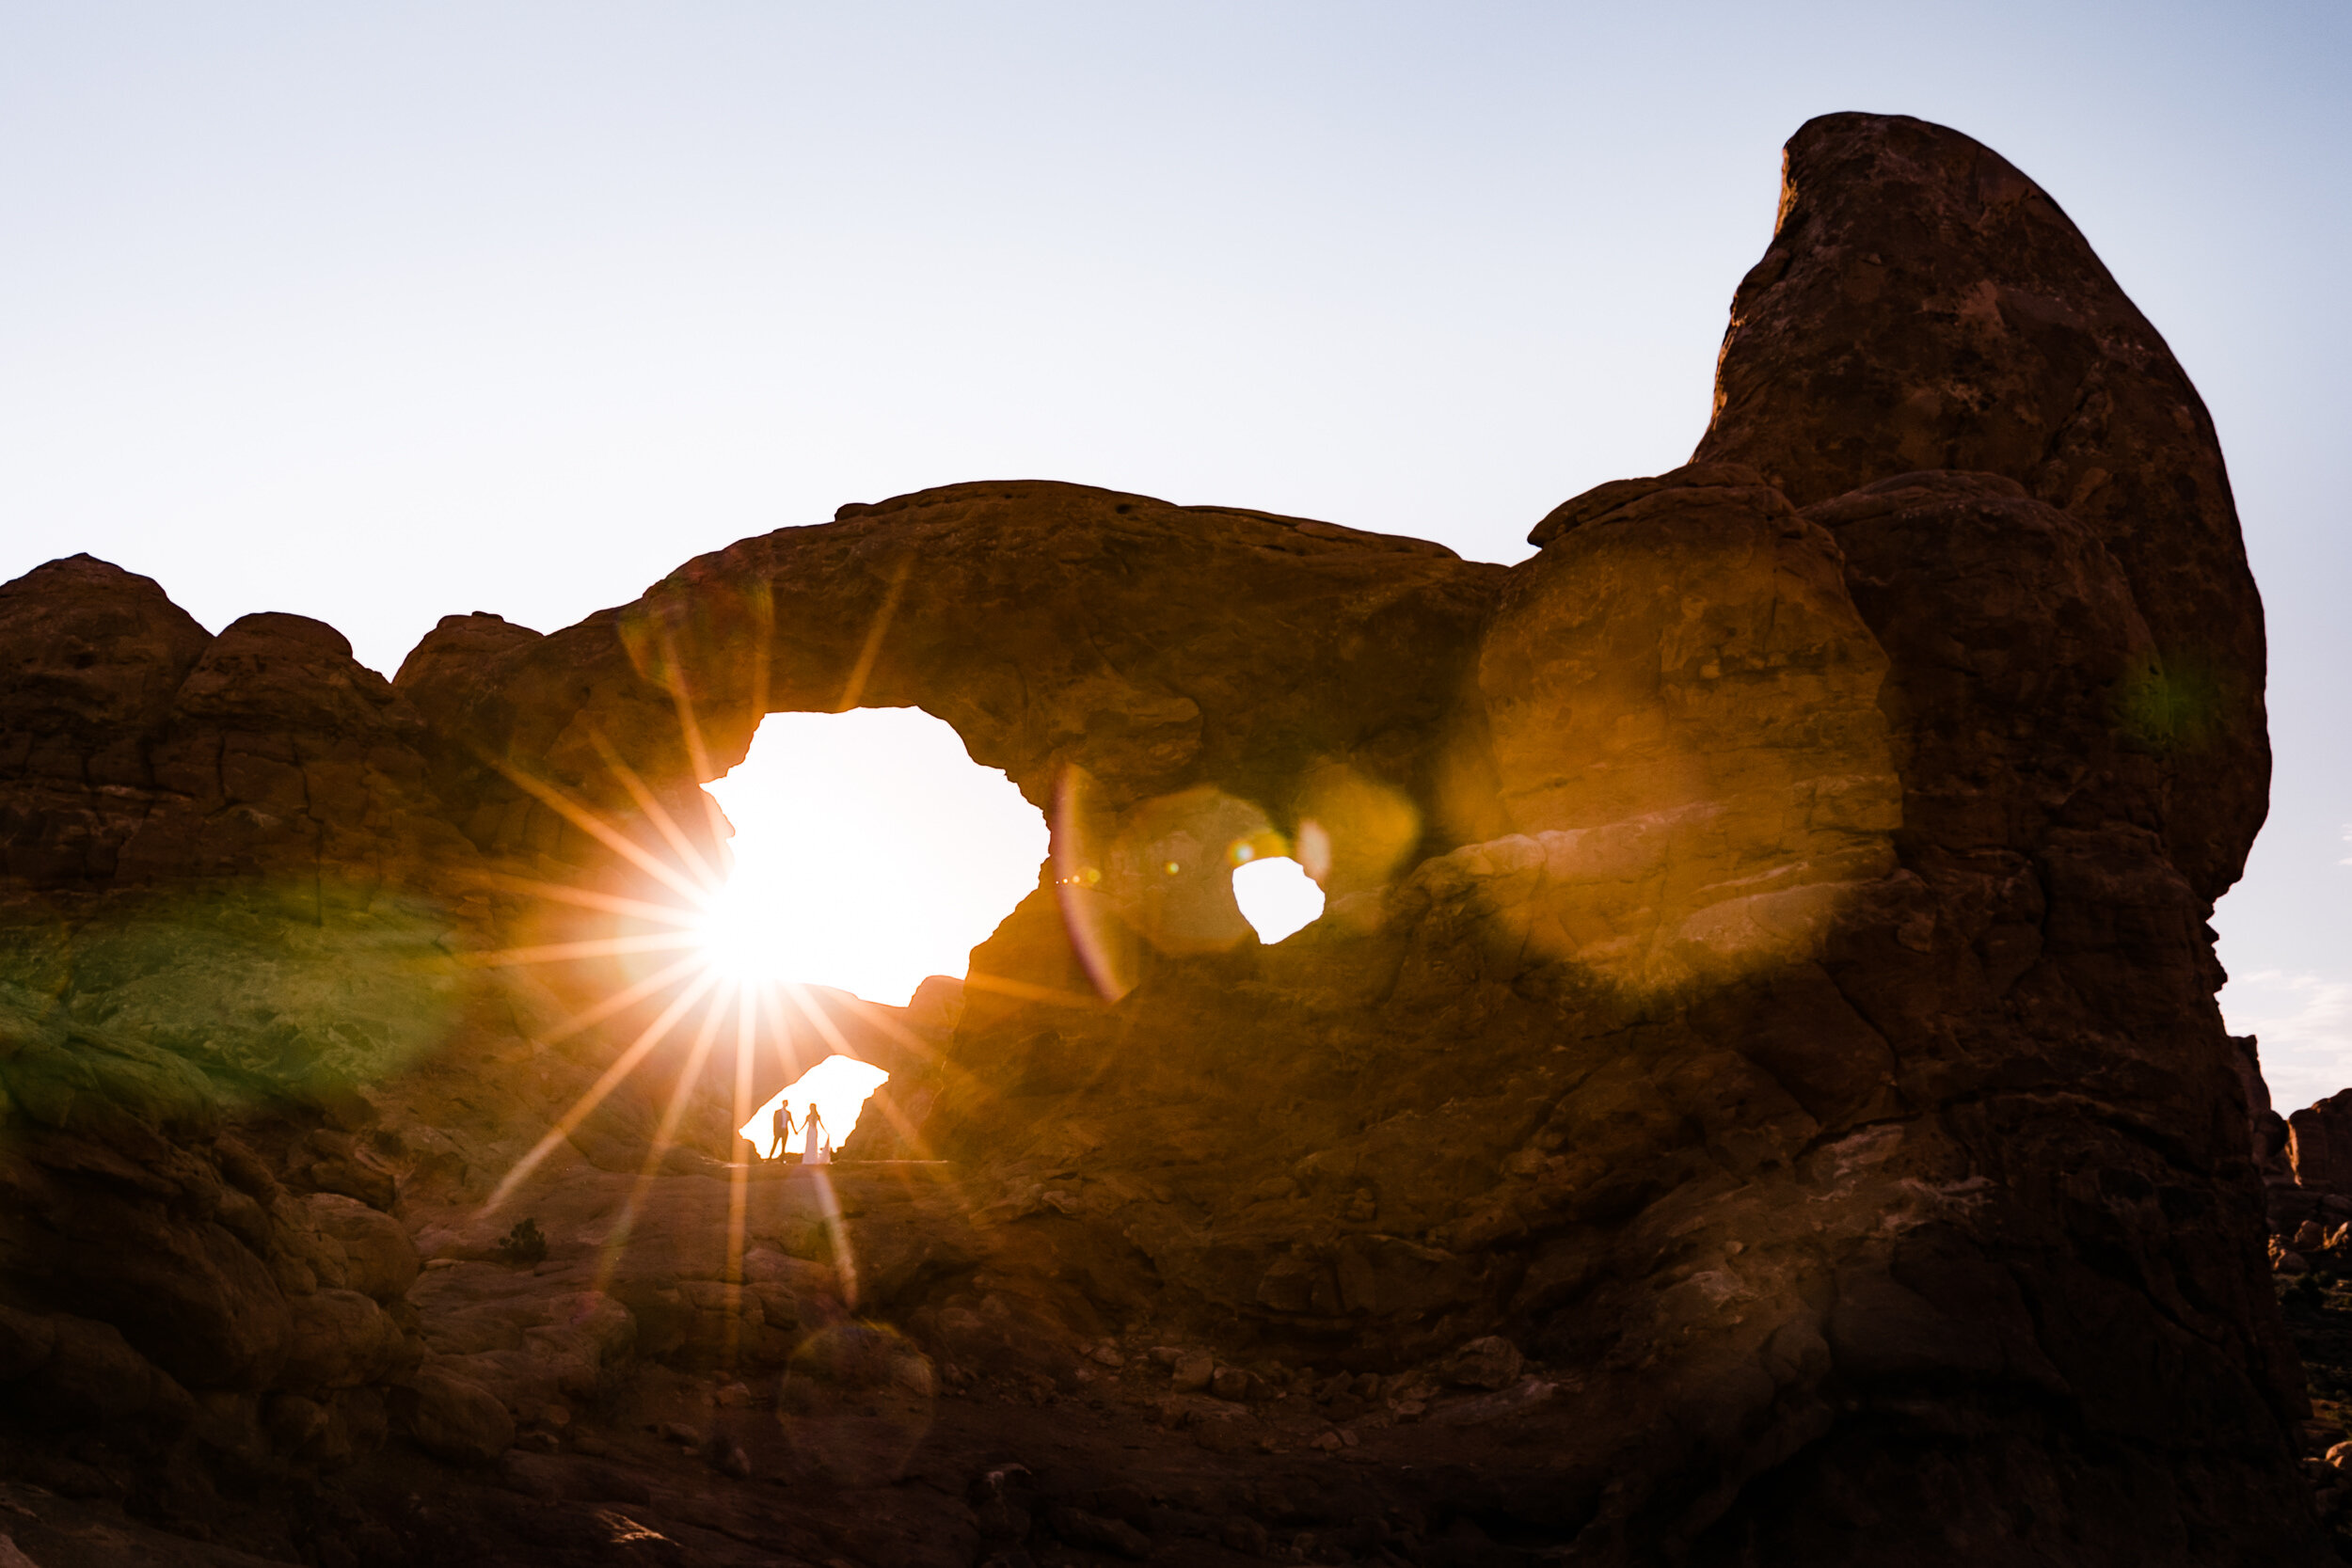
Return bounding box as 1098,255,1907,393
803,1117,831,1165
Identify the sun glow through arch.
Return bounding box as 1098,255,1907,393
470,704,1045,1223
471,689,1330,1251
1232,853,1325,943
700,707,1050,1006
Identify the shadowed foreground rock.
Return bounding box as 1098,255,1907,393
0,113,2323,1566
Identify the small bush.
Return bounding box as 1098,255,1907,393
495,1217,548,1267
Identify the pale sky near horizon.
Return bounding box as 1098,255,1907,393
5,4,2346,1106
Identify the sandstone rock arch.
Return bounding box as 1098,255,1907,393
400,481,1499,825
393,480,1510,1031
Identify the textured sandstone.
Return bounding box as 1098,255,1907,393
1692,111,2267,904
2292,1092,2352,1195
0,554,210,884
394,1367,515,1465
1481,473,1900,990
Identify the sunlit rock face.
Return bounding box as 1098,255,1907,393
0,112,2318,1564
1478,470,1902,991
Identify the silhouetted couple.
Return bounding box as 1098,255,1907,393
768,1101,830,1165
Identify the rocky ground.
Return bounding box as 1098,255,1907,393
0,1149,1628,1568
12,1180,2352,1568
2273,1257,2352,1556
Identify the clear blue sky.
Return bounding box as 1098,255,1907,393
4,3,2344,1103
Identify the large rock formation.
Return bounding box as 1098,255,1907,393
0,113,2325,1565
2293,1095,2352,1196
1689,112,2268,906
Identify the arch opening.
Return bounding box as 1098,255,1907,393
699,706,1048,1006
1232,852,1326,943
738,1053,891,1155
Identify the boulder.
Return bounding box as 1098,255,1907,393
0,555,211,884
395,1368,515,1466
304,1192,421,1301
390,610,546,738
40,1193,291,1392
1441,1335,1523,1391
2291,1090,2352,1194
11,1312,178,1428
0,554,211,739
280,1289,410,1391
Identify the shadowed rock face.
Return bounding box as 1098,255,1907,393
0,554,211,884
0,115,2320,1566
1691,111,2268,905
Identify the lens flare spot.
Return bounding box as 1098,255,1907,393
1295,819,1334,884
777,1321,935,1485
